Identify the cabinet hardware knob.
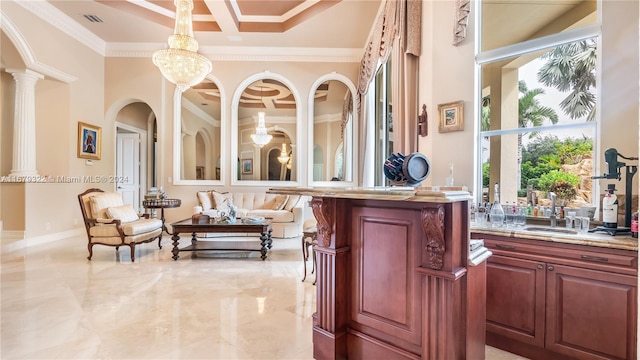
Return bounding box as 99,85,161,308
547,266,555,271
537,264,543,270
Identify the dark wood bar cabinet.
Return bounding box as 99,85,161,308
270,188,490,360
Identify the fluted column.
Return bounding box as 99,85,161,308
6,69,44,177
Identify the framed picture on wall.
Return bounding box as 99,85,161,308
77,122,102,160
241,159,253,175
437,101,464,133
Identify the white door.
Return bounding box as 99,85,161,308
117,133,140,211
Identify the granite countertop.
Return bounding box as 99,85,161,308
471,223,638,251
268,186,473,203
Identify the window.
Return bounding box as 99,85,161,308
476,1,599,210
373,59,394,186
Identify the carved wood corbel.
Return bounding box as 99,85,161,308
310,197,335,247
421,206,446,269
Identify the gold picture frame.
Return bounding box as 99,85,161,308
77,122,102,160
438,101,464,133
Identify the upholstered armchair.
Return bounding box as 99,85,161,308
78,188,163,262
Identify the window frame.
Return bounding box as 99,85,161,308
474,4,602,206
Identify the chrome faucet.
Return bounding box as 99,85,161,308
549,192,557,227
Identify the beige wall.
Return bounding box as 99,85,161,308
419,0,476,190
1,1,106,237
600,0,639,194
1,0,638,236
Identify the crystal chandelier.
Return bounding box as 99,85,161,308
250,112,272,147
152,0,212,92
278,143,290,164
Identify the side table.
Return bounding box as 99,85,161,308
142,198,181,234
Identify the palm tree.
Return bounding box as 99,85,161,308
480,83,558,192
518,81,559,132
537,39,597,121
517,80,559,189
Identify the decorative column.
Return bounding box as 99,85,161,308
6,69,44,177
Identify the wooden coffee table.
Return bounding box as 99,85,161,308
170,218,273,261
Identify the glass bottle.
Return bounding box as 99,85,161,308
602,184,618,228
490,183,505,228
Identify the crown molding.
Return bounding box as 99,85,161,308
314,112,342,124
107,44,363,62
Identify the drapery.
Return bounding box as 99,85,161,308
357,0,422,185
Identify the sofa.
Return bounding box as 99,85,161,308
194,190,305,238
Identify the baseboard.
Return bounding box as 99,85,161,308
1,230,25,240
1,228,84,253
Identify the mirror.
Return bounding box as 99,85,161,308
311,77,355,182
174,77,224,184
180,79,222,181
481,0,596,52
236,78,297,182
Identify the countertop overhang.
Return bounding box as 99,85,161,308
267,186,472,203
472,224,638,251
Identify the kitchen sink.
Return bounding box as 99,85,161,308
524,226,578,235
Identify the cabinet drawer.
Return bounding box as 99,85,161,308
481,236,638,274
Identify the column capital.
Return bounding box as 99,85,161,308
5,68,45,81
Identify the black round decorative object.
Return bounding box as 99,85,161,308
384,152,431,186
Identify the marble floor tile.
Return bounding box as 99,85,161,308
1,234,524,359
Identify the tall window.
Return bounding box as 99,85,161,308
373,59,393,186
476,1,599,210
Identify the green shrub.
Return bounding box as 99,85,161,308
517,189,527,198
538,170,580,200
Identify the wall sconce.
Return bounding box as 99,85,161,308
418,104,428,137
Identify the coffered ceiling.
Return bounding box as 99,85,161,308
43,0,382,60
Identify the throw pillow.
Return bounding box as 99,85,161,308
272,195,289,210
106,204,139,223
89,193,124,219
284,195,301,211
197,191,213,210
212,191,233,214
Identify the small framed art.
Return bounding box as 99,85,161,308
241,159,253,175
78,122,101,160
437,101,464,133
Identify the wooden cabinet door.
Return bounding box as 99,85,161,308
546,264,637,360
486,255,546,347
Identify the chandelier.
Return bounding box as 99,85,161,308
278,143,290,164
152,0,212,92
250,112,272,147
